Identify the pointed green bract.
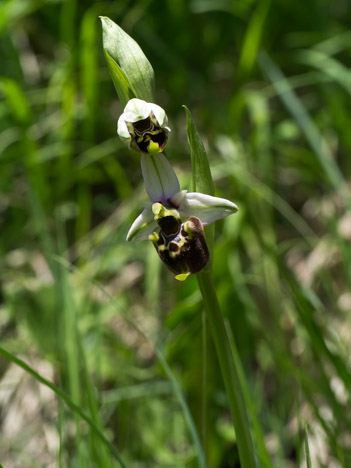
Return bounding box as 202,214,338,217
184,105,215,256
104,50,134,107
100,16,155,106
183,105,215,197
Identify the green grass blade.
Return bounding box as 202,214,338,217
1,77,32,125
0,346,126,467
56,218,85,464
297,49,351,96
226,321,273,468
259,51,347,200
155,349,206,468
237,0,271,81
304,426,312,468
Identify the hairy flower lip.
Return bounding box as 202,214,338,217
149,212,210,279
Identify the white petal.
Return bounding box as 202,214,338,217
117,113,131,141
140,153,180,203
123,98,151,122
180,192,239,225
150,103,168,127
126,208,157,241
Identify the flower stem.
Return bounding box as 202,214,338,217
197,268,257,468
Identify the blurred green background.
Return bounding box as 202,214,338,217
1,0,351,466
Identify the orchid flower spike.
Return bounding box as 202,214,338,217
127,153,239,280
117,98,170,155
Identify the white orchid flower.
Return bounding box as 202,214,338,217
126,153,238,280
117,98,170,155
127,153,239,242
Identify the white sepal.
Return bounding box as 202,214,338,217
179,192,239,225
140,153,180,203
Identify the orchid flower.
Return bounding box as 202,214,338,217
117,98,170,155
127,153,238,280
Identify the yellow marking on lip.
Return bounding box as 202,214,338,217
175,272,190,281
183,222,193,237
169,237,188,258
149,232,159,242
147,141,161,155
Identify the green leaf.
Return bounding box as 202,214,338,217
100,16,155,105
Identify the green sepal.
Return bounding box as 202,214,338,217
183,105,215,258
100,16,155,105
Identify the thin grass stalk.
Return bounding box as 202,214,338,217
304,426,312,468
201,309,208,453
225,321,273,468
57,218,85,464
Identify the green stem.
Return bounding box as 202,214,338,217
197,269,257,468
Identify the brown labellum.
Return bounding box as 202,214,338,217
151,216,209,277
